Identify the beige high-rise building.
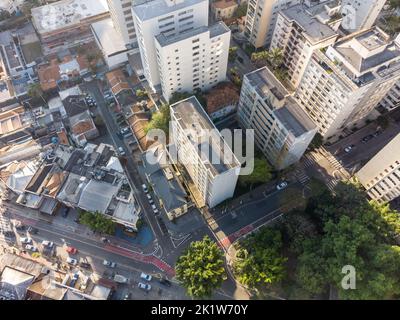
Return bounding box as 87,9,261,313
356,134,400,204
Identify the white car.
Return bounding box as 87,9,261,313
344,145,354,153
103,260,116,268
42,240,54,248
20,237,32,244
151,204,159,214
146,194,152,200
140,272,152,281
118,147,126,156
142,184,148,193
67,257,78,265
25,244,38,252
138,282,151,291
276,181,288,190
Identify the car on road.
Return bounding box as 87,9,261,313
344,145,355,153
41,240,54,248
14,223,25,231
70,273,79,287
20,237,32,244
117,147,126,156
123,292,132,300
103,260,116,268
27,226,38,234
140,272,152,281
151,204,159,215
66,246,78,254
114,274,128,283
142,184,148,193
158,278,171,287
373,130,383,137
138,282,151,291
66,257,78,265
25,244,38,252
361,134,374,143
276,181,288,191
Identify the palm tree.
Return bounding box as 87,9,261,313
267,47,283,70
27,83,46,104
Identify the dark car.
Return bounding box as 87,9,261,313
80,262,91,269
373,130,383,137
15,224,26,231
27,226,38,234
361,134,374,143
62,207,70,218
159,278,172,287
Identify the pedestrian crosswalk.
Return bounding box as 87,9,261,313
295,168,310,185
326,179,339,192
302,148,343,171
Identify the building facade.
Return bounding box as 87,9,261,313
270,0,340,89
211,0,238,21
170,96,240,208
295,27,400,141
132,0,209,91
155,22,230,101
238,67,317,170
356,134,400,204
244,0,301,49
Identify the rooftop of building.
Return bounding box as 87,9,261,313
274,97,317,137
133,0,205,22
91,18,127,57
31,0,109,34
62,95,88,118
170,96,240,176
356,133,400,187
245,67,287,101
281,0,338,43
156,21,229,47
211,0,238,9
204,82,239,115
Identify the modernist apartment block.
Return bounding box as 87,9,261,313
356,134,400,204
295,27,400,140
107,0,138,48
155,22,230,101
270,0,340,89
170,96,241,208
238,67,317,170
132,0,209,91
244,0,302,49
341,0,386,33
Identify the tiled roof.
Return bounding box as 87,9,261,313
212,0,238,10
205,82,239,114
72,119,95,135
37,60,60,91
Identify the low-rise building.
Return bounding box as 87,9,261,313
238,67,317,170
204,82,239,120
170,96,240,208
356,133,400,204
211,0,238,21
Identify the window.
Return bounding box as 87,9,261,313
158,15,174,23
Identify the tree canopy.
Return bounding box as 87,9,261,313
175,236,227,298
78,210,116,235
238,157,273,186
145,104,170,135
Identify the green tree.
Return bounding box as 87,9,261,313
136,89,147,97
229,46,238,62
233,227,287,289
389,0,400,9
251,48,283,70
145,104,170,135
78,210,116,235
308,132,323,151
233,3,248,18
27,83,46,104
175,236,227,298
238,157,272,187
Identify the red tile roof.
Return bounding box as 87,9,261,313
205,82,240,115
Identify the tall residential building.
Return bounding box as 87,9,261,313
356,134,400,204
270,0,340,89
132,0,209,91
295,27,400,141
238,67,317,170
244,0,302,49
107,0,138,48
376,80,400,112
341,0,386,33
155,22,230,101
170,96,240,208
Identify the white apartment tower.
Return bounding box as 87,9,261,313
356,133,400,204
341,0,386,33
155,22,230,101
107,0,138,48
238,67,317,170
270,0,340,89
295,27,400,141
170,96,241,208
132,0,209,91
244,0,302,49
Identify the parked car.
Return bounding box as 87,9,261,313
138,282,151,291
103,260,116,268
80,261,91,269
118,147,126,156
151,204,159,215
373,130,383,137
114,274,128,283
361,134,374,143
344,145,354,153
27,226,38,234
15,223,25,231
66,246,78,254
69,273,79,287
123,292,132,300
142,184,148,193
66,257,78,265
146,194,152,200
41,240,54,248
20,237,32,244
276,181,288,191
25,244,38,252
140,272,152,282
159,278,172,287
